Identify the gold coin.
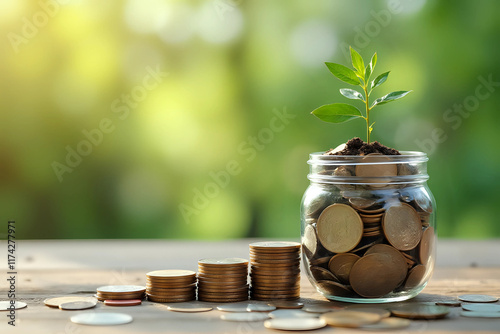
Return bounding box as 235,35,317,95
316,280,353,297
96,293,145,300
251,261,300,267
264,318,327,331
146,283,197,289
359,212,384,218
146,270,196,279
302,225,318,259
364,244,408,286
419,226,435,266
349,253,405,298
199,296,248,303
344,306,391,318
269,301,304,309
147,296,195,303
198,258,248,266
44,296,97,308
404,264,426,289
146,289,196,297
303,305,341,313
357,207,386,214
198,286,248,293
355,153,397,187
310,266,340,282
317,204,363,253
251,296,299,301
250,252,300,259
249,241,301,251
391,304,449,319
413,191,433,213
59,301,96,311
320,310,381,328
309,256,331,267
382,203,422,251
351,237,384,253
360,317,410,330
328,253,360,284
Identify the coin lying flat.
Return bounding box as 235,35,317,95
461,311,500,318
146,270,197,278
361,317,410,330
166,302,213,313
382,203,422,251
220,312,270,322
303,305,342,313
246,303,276,312
270,301,304,309
264,318,327,331
104,299,142,307
60,301,97,310
217,303,252,313
97,285,146,294
344,306,391,318
249,241,301,251
349,253,405,298
44,296,97,308
269,309,318,319
391,304,449,319
435,299,461,307
320,310,381,328
70,313,133,326
458,294,499,303
461,303,500,312
0,301,27,310
317,204,363,253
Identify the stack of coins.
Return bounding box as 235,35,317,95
249,241,301,301
146,270,197,303
96,285,146,301
197,258,249,302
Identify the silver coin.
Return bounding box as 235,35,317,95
264,318,327,331
435,299,461,307
461,311,500,318
246,303,276,312
220,312,270,322
70,313,133,326
167,302,213,313
269,309,318,319
0,301,27,311
302,305,341,313
461,303,500,312
217,302,251,312
458,294,499,303
361,317,411,330
59,301,96,311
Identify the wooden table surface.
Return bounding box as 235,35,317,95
1,239,500,333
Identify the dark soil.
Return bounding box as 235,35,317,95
325,137,401,156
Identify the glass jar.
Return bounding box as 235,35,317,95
301,151,436,303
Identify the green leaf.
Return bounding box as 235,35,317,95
365,52,377,81
339,88,365,101
325,62,360,85
371,90,412,108
350,46,365,78
311,103,363,123
370,71,390,91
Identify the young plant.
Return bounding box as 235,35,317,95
311,46,411,143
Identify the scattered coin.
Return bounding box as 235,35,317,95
382,203,422,251
217,302,252,312
460,311,500,318
344,306,391,318
264,318,327,331
59,301,97,310
303,305,342,313
104,299,142,307
391,304,449,320
461,303,500,312
0,301,27,310
44,296,97,308
220,312,270,322
317,204,363,253
458,294,499,303
270,301,304,309
320,310,381,328
269,309,318,319
435,299,461,307
360,317,411,330
246,303,276,312
70,312,133,326
166,302,213,313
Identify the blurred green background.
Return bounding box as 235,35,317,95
1,0,499,239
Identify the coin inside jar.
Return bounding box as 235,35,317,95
419,226,435,266
355,154,397,187
317,204,363,253
328,253,360,284
302,225,318,259
382,203,422,251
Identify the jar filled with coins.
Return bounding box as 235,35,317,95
301,152,436,303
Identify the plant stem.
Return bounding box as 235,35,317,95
364,85,370,143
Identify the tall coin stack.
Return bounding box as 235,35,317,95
249,241,301,301
197,258,249,303
146,270,197,303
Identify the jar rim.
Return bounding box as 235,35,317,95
308,151,428,166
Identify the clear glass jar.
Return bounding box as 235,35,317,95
301,151,436,303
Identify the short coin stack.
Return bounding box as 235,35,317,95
249,241,301,301
96,285,146,301
146,270,197,303
197,258,249,302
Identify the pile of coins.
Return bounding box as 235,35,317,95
302,154,435,299
146,270,197,303
95,285,146,301
197,258,249,303
249,241,301,301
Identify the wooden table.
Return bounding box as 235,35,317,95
2,239,500,333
